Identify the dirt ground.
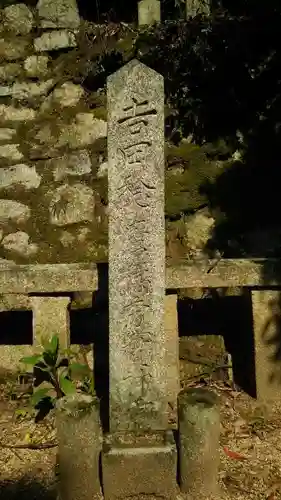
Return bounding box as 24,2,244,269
1,362,281,500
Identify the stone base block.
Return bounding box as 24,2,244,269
102,431,178,499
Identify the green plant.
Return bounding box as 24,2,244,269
20,335,95,420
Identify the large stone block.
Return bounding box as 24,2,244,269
2,4,34,34
0,104,36,122
34,31,77,52
138,0,161,26
37,0,80,28
102,431,178,499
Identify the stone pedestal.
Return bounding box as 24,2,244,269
178,388,220,498
56,394,103,500
102,431,178,499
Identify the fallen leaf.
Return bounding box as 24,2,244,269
265,480,281,500
223,446,248,460
267,493,276,500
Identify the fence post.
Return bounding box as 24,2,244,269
31,296,71,350
251,290,281,402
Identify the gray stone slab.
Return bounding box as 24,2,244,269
138,0,161,26
102,431,178,499
0,263,98,293
0,259,280,294
107,60,167,432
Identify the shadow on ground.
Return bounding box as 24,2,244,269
0,478,56,500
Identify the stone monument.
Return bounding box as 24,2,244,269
103,59,178,499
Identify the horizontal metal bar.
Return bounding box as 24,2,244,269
0,259,280,293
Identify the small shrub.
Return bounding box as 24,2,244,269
20,335,95,421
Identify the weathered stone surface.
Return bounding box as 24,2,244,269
251,290,281,402
56,395,102,500
0,128,16,142
59,230,76,247
1,231,38,257
0,293,30,311
0,144,23,161
97,161,108,178
2,4,34,34
0,200,30,223
0,105,36,122
0,86,10,97
165,258,270,288
0,164,41,190
34,30,77,52
31,296,70,349
33,114,106,151
184,208,215,259
0,37,30,60
0,257,16,267
164,294,180,428
58,114,107,148
9,80,54,100
77,227,91,242
186,0,210,17
49,82,84,107
178,388,220,497
24,55,49,77
0,345,33,375
102,431,178,499
0,63,22,82
108,60,167,431
138,0,161,26
51,150,92,181
0,263,98,293
37,0,80,28
48,183,95,226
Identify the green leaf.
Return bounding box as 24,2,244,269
30,387,52,407
59,375,76,395
43,351,57,367
49,335,59,353
20,355,42,366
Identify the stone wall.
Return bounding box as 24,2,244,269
0,0,230,267
0,0,109,265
